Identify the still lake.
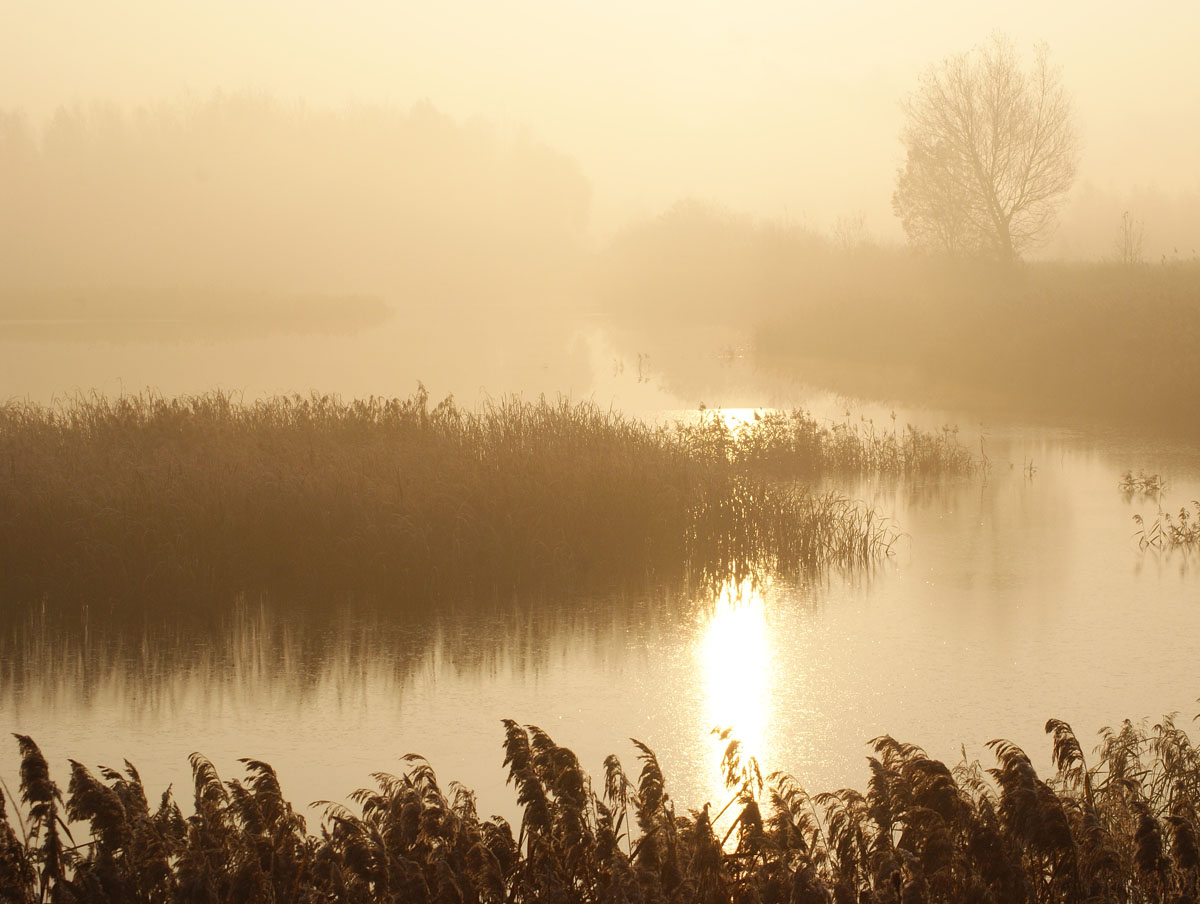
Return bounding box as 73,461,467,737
2,308,1197,832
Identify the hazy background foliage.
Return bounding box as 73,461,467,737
0,96,589,308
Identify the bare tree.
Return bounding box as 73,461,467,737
893,36,1079,264
1114,210,1145,265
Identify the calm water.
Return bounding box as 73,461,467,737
2,312,1198,834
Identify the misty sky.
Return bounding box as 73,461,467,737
4,1,1198,240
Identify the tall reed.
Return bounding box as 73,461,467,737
6,707,1200,902
0,390,971,615
1134,501,1200,552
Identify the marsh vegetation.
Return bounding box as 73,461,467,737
0,390,977,617
6,708,1200,903
1120,472,1167,498
1134,503,1200,554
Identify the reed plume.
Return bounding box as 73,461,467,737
7,708,1200,901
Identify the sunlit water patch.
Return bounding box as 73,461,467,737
698,573,771,822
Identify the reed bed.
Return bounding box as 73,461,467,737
5,709,1200,903
678,409,976,477
1135,501,1200,553
0,390,972,615
1120,471,1167,498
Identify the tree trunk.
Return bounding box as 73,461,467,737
995,217,1015,265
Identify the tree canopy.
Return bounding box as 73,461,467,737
893,36,1079,263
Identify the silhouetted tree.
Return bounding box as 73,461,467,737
893,35,1079,264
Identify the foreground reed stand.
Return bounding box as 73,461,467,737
3,711,1199,903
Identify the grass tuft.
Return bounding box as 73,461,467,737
1121,470,1166,497
1134,501,1200,552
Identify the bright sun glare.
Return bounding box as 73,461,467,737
699,572,773,820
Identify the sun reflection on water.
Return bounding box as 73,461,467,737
698,573,773,825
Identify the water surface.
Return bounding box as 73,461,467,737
2,314,1197,834
3,423,1196,833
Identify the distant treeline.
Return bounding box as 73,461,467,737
597,202,1200,435
0,96,588,307
5,711,1200,903
0,390,973,616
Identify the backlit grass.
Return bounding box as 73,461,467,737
5,709,1200,902
1135,501,1200,552
0,390,974,615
